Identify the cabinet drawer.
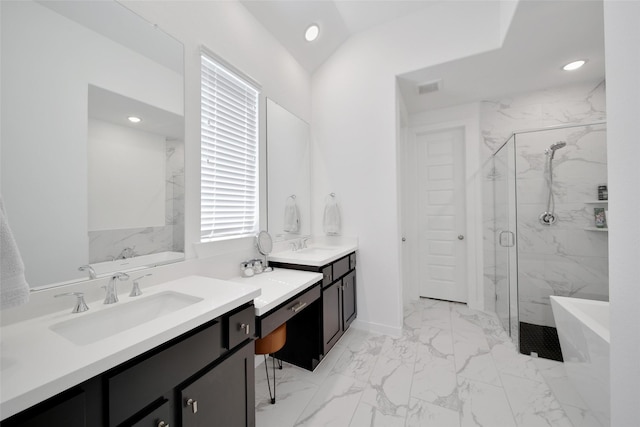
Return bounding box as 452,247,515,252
321,265,333,288
107,320,221,426
225,305,255,350
258,283,321,338
332,256,350,280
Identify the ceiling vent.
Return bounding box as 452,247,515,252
417,79,442,95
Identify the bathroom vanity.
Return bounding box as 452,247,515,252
269,245,358,357
0,276,260,427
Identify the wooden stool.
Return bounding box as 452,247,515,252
255,323,286,404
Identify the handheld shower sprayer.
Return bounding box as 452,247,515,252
540,141,567,225
545,141,567,160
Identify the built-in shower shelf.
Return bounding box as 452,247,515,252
584,200,608,204
584,227,608,232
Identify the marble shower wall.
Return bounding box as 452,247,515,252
514,125,608,326
88,140,185,262
481,80,607,328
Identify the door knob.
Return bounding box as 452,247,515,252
458,235,465,240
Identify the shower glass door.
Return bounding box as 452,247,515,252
493,136,518,341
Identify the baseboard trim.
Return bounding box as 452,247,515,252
350,319,402,338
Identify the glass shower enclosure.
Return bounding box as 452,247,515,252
489,122,608,360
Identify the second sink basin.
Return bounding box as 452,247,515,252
50,291,203,346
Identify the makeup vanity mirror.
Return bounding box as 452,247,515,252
266,99,311,241
0,0,185,289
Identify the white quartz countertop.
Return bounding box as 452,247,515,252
0,275,260,421
229,268,323,316
268,242,357,267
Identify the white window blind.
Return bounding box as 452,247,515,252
200,53,259,241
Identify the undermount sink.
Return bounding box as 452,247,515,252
50,291,203,346
295,247,334,255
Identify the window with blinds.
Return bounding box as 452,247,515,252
200,53,259,242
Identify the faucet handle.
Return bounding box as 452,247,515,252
130,273,151,297
55,292,89,313
113,272,130,281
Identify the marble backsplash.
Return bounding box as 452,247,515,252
89,140,185,263
481,80,607,329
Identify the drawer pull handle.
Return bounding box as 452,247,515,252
240,323,250,334
291,301,307,313
186,398,198,413
157,422,169,427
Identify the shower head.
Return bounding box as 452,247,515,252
546,141,567,159
550,141,567,151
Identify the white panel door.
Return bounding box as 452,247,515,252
416,127,467,303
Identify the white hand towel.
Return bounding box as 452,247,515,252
283,197,300,233
323,196,341,235
1,197,29,309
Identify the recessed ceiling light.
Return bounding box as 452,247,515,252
305,24,319,42
562,60,587,71
128,116,142,123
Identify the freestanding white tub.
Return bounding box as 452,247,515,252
550,296,609,427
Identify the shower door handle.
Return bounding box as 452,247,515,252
499,231,515,247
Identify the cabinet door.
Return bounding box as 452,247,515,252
322,279,342,354
180,341,255,427
342,271,356,330
2,388,86,427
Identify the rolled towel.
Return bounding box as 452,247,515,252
1,197,29,309
283,196,300,233
323,195,341,235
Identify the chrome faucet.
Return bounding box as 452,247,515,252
115,247,136,260
301,237,311,249
104,272,129,304
78,264,97,280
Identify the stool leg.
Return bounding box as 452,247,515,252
264,355,275,404
271,354,277,404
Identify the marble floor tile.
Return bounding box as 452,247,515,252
255,300,587,427
294,373,366,426
256,377,319,427
500,373,573,427
562,403,603,427
491,342,546,383
350,402,406,427
457,377,517,427
331,332,386,383
406,398,461,427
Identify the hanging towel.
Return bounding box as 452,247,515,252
323,195,341,235
283,197,300,233
1,197,29,309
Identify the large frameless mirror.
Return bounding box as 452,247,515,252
266,98,311,241
0,0,185,289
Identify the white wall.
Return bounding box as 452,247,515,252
122,1,311,265
603,1,640,424
311,2,503,334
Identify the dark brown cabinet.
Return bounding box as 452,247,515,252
180,341,255,427
322,279,342,354
1,388,87,427
1,303,256,427
271,251,357,358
